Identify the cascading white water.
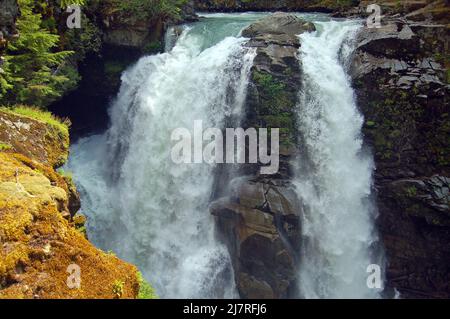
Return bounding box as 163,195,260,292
67,13,385,299
67,16,258,298
294,20,384,298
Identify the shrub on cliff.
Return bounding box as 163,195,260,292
98,0,188,22
0,0,78,107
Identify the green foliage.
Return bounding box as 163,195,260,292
137,272,158,299
253,70,292,114
60,13,102,61
365,120,376,128
0,0,75,107
57,0,86,8
0,143,12,151
253,70,285,98
108,0,188,22
143,41,163,54
76,225,87,236
405,186,418,197
56,168,73,180
106,250,116,257
112,280,124,298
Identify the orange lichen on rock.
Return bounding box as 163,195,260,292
0,152,140,299
0,108,144,299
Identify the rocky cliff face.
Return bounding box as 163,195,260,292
194,0,360,12
211,13,315,299
0,0,19,65
0,0,19,43
0,108,147,299
350,11,450,297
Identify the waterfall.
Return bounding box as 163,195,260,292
294,20,384,298
67,13,385,299
67,18,256,298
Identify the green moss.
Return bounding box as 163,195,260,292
252,70,292,114
143,41,162,54
106,250,116,257
76,225,87,236
262,113,293,129
104,61,128,78
0,106,70,137
0,143,12,151
365,120,376,128
261,113,296,146
112,280,124,298
253,70,285,98
405,186,417,197
56,168,73,181
137,272,158,299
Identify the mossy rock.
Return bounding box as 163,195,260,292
0,106,70,168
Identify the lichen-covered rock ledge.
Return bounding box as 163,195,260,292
0,107,155,299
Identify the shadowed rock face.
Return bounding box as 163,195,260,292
0,0,18,37
351,17,450,298
211,13,314,299
0,0,19,53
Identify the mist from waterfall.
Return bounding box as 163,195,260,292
294,20,384,298
67,15,258,298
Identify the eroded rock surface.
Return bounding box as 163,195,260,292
211,13,313,299
0,110,69,168
351,17,450,298
0,110,142,299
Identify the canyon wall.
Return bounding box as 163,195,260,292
351,12,450,297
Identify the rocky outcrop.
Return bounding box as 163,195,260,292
95,0,197,51
0,109,69,168
211,13,314,299
351,15,450,298
0,108,147,299
212,179,302,298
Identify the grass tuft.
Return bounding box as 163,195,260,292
0,105,70,137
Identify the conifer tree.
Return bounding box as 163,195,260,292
0,0,74,107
